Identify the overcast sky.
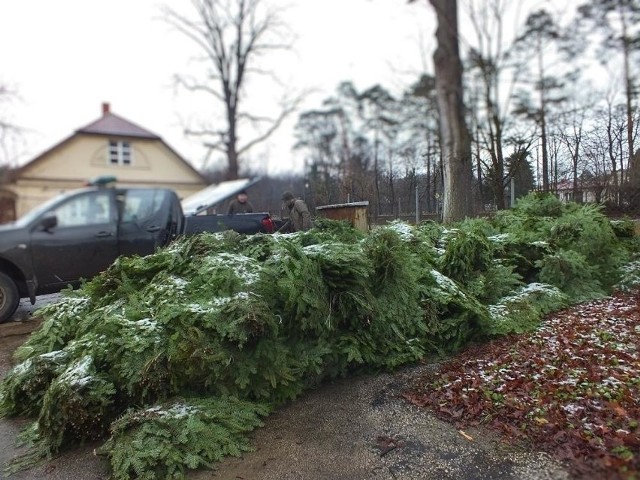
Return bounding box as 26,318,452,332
0,0,436,175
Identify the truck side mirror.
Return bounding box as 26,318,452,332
40,212,58,231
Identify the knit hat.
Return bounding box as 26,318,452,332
281,191,295,201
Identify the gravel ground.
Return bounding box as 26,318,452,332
0,296,571,480
195,365,571,480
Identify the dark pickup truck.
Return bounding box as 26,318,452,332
0,185,274,323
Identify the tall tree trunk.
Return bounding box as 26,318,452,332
537,36,550,193
570,126,582,202
606,105,620,205
374,135,381,219
620,3,636,178
540,113,549,192
227,103,240,180
226,146,239,180
474,124,484,210
426,142,432,211
490,111,506,209
620,4,639,211
429,0,474,223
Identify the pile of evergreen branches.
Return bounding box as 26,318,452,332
1,193,637,479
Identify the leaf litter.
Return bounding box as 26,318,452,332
404,290,640,479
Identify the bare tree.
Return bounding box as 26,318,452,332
462,0,519,209
577,0,640,184
0,83,22,170
164,0,304,179
601,95,630,202
511,9,571,194
556,104,587,201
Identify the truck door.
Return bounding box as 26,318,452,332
117,189,176,258
30,190,119,290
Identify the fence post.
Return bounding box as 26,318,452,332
415,185,419,223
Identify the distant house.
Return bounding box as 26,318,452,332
555,179,599,204
4,103,207,219
555,171,627,205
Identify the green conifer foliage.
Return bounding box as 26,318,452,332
615,259,640,292
1,195,638,479
487,283,568,336
495,194,630,297
38,355,116,452
102,397,268,480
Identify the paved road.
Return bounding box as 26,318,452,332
0,293,60,338
195,367,571,480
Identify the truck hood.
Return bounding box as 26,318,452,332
181,178,261,215
0,222,22,233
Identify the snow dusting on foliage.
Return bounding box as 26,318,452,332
201,253,261,285
531,240,549,248
616,260,640,292
132,318,159,331
386,220,414,240
487,283,568,335
168,275,188,289
8,357,33,377
33,295,90,320
58,355,94,388
430,269,467,298
145,403,198,419
301,243,340,255
488,233,510,244
38,350,68,360
404,290,640,479
188,292,253,313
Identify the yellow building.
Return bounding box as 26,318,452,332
5,103,207,218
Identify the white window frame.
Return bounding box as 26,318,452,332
108,140,132,166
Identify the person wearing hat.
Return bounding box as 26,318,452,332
227,190,254,214
281,191,311,232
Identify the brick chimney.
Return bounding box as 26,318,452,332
102,102,110,115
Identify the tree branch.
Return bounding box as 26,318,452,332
238,92,307,155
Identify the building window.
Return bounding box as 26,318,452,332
108,140,132,166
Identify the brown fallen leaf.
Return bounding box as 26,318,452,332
404,290,640,479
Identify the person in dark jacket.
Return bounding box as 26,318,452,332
227,191,254,214
281,191,312,232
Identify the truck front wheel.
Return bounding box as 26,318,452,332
0,272,19,324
